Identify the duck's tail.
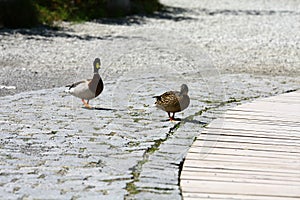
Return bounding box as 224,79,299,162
152,96,161,101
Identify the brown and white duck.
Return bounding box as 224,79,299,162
153,84,190,121
66,58,104,108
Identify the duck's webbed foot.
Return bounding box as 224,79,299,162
82,99,92,109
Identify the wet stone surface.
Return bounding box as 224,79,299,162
0,0,300,199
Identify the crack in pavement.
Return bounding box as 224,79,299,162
123,92,290,199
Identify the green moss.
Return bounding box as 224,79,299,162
127,141,140,147
126,181,140,195
13,187,21,193
93,127,100,131
57,166,69,176
38,174,46,179
146,139,163,154
100,190,109,195
6,154,16,160
130,112,140,117
108,131,117,136
79,147,86,153
133,118,144,123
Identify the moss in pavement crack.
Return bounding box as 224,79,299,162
125,95,261,197
125,121,182,197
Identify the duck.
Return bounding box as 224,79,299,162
153,84,190,121
66,58,104,108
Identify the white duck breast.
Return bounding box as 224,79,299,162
65,57,103,108
69,81,96,100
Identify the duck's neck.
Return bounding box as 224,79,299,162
89,72,103,95
92,72,100,80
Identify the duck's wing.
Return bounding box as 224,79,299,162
66,79,91,89
154,91,180,104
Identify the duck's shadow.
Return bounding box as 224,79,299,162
82,107,117,111
81,107,207,126
160,118,182,122
161,118,207,125
183,118,207,125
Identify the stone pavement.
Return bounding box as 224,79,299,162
0,0,299,199
0,72,298,199
0,66,216,199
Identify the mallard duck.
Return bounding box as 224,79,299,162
66,58,104,108
153,84,190,121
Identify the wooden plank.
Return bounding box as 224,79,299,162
185,152,300,167
196,136,300,149
218,117,300,128
181,170,300,183
181,180,300,198
183,193,300,200
181,171,300,186
236,100,300,112
206,117,300,129
211,118,300,132
182,159,300,174
182,166,300,181
187,147,300,161
227,108,300,119
227,107,300,118
222,113,300,125
225,110,300,123
200,129,300,143
206,120,300,133
182,166,300,179
183,157,300,172
192,139,300,154
181,91,300,199
202,127,300,141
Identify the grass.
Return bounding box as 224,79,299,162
0,0,162,28
33,0,108,25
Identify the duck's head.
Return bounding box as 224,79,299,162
93,58,101,73
180,84,188,95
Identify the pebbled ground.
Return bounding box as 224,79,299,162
0,0,299,199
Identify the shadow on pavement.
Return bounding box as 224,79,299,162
0,5,193,40
82,107,117,111
160,117,208,125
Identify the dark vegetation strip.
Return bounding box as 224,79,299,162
0,0,162,28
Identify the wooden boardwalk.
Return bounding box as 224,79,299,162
180,90,300,200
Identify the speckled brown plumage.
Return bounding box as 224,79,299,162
153,84,190,120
